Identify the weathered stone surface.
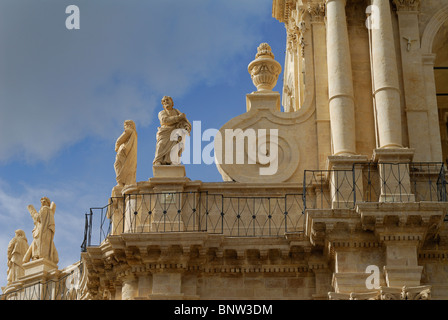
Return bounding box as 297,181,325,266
4,0,448,301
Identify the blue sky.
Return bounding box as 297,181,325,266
0,0,286,289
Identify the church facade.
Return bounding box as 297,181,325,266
3,0,448,300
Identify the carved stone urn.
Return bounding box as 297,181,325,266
248,43,282,92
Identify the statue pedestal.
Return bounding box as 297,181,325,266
373,148,415,202
122,165,189,233
153,165,186,178
23,258,58,277
326,155,369,209
245,91,281,112
3,258,61,299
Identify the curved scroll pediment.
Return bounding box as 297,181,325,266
214,92,316,183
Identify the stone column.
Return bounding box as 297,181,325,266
368,0,416,202
422,53,443,162
326,0,357,156
393,0,439,162
309,2,331,169
369,0,403,149
121,274,138,300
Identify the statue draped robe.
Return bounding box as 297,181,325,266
114,127,137,186
7,232,28,283
24,203,59,264
153,108,191,165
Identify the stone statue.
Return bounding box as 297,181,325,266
114,120,138,186
23,197,59,264
6,230,29,284
153,96,191,165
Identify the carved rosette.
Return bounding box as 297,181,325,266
248,43,282,92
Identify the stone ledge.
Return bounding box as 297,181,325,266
23,258,58,277
153,165,186,178
372,148,415,162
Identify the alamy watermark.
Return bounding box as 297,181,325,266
64,266,82,298
61,4,379,177
365,5,380,30
65,5,80,30
365,265,381,290
169,121,279,176
64,4,379,31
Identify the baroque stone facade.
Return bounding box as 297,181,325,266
2,0,448,300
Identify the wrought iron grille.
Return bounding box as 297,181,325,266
82,192,304,250
302,162,447,211
1,263,83,301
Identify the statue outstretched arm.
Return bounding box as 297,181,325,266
50,201,56,215
27,205,38,221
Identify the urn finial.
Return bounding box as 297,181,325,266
248,43,282,92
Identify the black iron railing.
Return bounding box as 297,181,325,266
302,162,447,212
81,162,448,252
81,192,304,250
303,169,357,211
1,263,83,300
411,162,447,202
81,199,118,253
354,162,447,203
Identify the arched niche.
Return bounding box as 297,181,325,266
421,5,448,163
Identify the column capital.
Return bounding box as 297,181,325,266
392,0,421,12
306,2,326,22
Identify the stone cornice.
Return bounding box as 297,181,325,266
273,0,298,23
419,250,448,261
356,202,448,248
273,0,327,24
81,232,315,298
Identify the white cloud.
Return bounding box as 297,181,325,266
0,0,270,163
0,0,277,291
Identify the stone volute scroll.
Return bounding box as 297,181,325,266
23,197,59,265
215,42,317,184
153,96,192,167
114,119,138,187
6,230,28,285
